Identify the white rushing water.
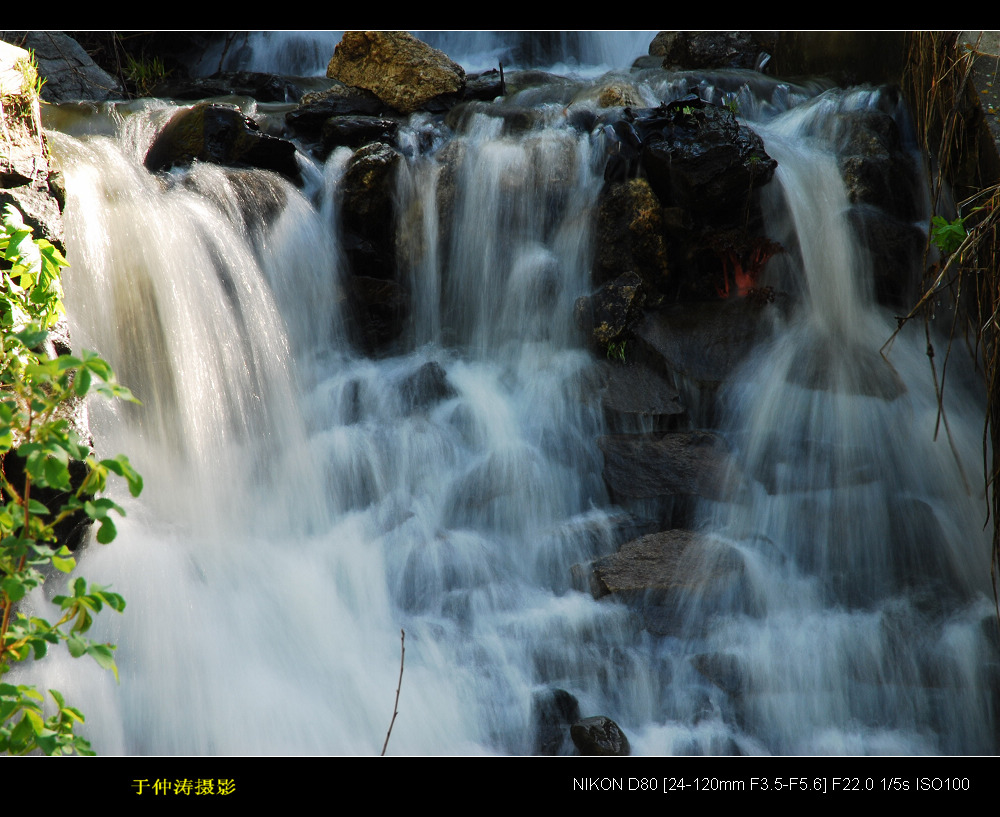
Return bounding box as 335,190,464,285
18,34,998,755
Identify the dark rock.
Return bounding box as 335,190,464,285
340,142,403,279
593,179,670,296
2,31,123,102
782,331,907,400
154,71,304,103
321,115,399,154
463,68,505,102
591,529,714,598
285,83,391,139
327,31,465,115
596,359,684,427
532,688,580,755
835,109,922,222
574,271,645,348
570,715,630,756
144,103,301,184
848,204,925,309
0,185,64,255
400,361,456,412
445,101,543,135
347,276,409,353
634,299,774,390
651,31,777,71
598,430,742,504
637,99,776,227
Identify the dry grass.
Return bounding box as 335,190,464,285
899,32,1000,608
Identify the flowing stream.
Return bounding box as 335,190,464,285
20,33,999,755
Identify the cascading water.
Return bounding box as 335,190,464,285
18,34,998,756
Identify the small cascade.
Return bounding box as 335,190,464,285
15,34,998,756
671,91,998,754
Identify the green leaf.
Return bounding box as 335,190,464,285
85,643,118,682
51,547,75,573
66,635,86,658
930,214,967,255
96,517,117,544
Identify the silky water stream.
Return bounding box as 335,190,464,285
19,42,999,756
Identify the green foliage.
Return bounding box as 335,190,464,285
606,340,627,363
930,214,968,255
0,203,141,755
123,52,168,98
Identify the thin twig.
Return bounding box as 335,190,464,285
380,628,405,756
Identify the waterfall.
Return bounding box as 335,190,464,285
17,36,998,756
673,90,998,755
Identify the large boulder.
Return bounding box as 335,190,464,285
144,103,301,184
327,31,465,115
1,31,123,102
636,98,776,227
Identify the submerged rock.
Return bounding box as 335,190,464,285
598,430,741,504
533,687,581,755
570,715,631,756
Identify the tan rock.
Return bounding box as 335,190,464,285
327,31,465,115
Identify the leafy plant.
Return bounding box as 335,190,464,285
606,340,627,363
123,52,168,98
0,203,141,755
930,214,968,255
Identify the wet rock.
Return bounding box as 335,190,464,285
156,71,303,103
848,204,925,309
574,271,645,348
637,99,776,227
634,299,773,390
593,178,670,297
321,115,399,154
340,141,403,279
400,361,456,413
783,333,907,400
748,434,883,495
463,68,505,103
835,108,922,222
596,359,684,428
533,687,580,755
570,715,631,756
285,83,391,139
444,101,543,135
595,80,642,109
651,31,777,71
591,529,714,598
144,103,301,184
347,275,409,353
598,430,741,503
327,31,465,115
692,652,748,696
